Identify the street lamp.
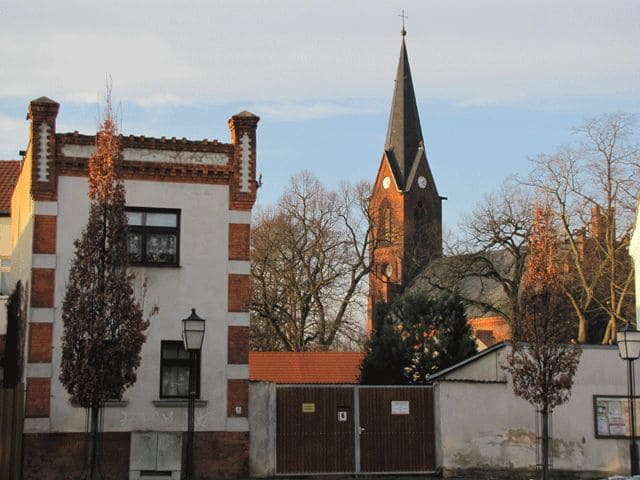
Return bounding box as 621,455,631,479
617,323,640,476
182,309,206,480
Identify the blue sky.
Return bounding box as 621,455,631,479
1,0,638,233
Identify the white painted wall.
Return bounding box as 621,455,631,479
0,217,11,257
45,175,248,433
630,204,640,326
437,345,631,475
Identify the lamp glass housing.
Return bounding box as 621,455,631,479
182,309,206,351
618,325,640,360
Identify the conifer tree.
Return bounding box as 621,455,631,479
505,206,582,480
59,93,149,480
360,290,477,384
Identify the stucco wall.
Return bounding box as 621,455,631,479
630,204,640,326
248,381,277,477
437,345,631,476
41,175,248,434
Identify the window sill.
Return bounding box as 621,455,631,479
69,399,128,408
129,264,182,269
152,399,208,408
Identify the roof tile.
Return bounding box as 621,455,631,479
0,161,22,213
249,351,364,384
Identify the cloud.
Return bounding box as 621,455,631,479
251,100,386,121
0,0,637,109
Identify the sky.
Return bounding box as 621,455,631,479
1,0,638,233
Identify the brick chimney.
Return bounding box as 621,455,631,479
590,205,606,242
228,111,259,211
27,97,59,200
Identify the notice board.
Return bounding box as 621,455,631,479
594,395,640,438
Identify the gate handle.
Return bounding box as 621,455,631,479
360,427,365,433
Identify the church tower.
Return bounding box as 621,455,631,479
368,28,443,331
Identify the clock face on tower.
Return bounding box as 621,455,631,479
417,176,427,189
382,176,391,190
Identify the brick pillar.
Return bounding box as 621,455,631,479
228,112,259,211
28,97,59,201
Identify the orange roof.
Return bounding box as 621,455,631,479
249,351,365,384
0,161,21,214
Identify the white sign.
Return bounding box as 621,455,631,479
391,401,410,415
338,411,348,422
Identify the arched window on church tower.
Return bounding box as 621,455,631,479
379,203,393,244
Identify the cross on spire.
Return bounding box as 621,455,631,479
399,9,408,36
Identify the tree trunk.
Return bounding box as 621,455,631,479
541,406,550,480
86,405,101,480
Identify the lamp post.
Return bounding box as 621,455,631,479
617,323,640,476
182,309,206,480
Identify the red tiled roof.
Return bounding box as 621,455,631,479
0,161,21,213
249,351,365,384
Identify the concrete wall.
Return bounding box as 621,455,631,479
436,345,632,477
248,381,277,477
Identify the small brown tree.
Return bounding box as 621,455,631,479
505,206,582,480
59,93,149,480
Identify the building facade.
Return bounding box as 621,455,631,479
10,97,258,479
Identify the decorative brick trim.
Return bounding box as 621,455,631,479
25,378,50,418
228,224,250,261
228,274,250,312
33,215,57,254
31,268,55,308
28,323,53,363
58,157,233,185
227,379,248,417
58,132,232,153
227,326,249,364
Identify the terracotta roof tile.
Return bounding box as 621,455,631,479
249,351,365,384
0,161,21,213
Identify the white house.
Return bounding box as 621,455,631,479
9,97,258,479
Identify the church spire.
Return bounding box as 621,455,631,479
384,29,424,189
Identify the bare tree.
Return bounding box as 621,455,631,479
251,171,374,351
425,180,533,330
505,206,582,480
59,93,150,480
527,113,638,343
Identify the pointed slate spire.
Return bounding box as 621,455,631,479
384,29,424,189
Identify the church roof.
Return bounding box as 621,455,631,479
384,31,425,190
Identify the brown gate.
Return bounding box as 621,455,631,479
275,385,435,474
359,386,435,473
276,386,355,474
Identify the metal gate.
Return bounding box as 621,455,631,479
276,385,435,474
